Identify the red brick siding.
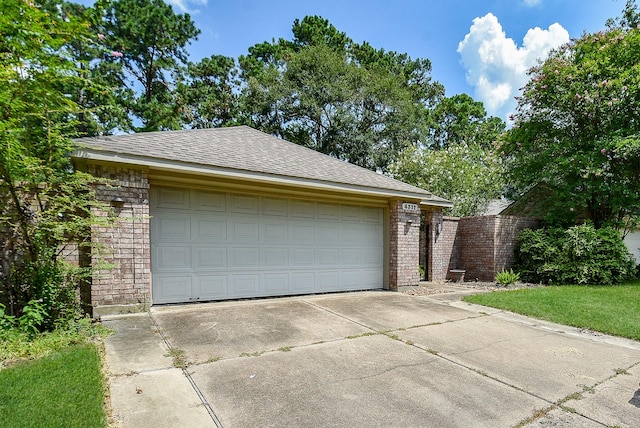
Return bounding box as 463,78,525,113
88,165,151,312
389,201,421,288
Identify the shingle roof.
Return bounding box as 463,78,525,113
74,126,449,203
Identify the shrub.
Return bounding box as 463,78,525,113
495,269,520,286
515,223,636,285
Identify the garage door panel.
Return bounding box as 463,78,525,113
291,200,314,218
153,246,191,271
231,274,261,296
341,270,362,289
290,272,315,292
231,219,259,242
340,205,361,221
262,248,288,267
316,271,340,291
340,248,361,265
316,223,339,244
154,187,190,210
263,197,288,216
151,187,384,303
194,190,226,212
194,216,227,241
362,248,383,266
195,275,228,299
231,247,259,268
194,247,227,270
262,273,289,294
231,194,258,214
291,248,314,266
316,248,339,265
154,215,190,242
292,223,314,242
154,276,192,303
263,221,288,243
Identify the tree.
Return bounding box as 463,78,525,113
102,0,200,131
390,143,505,217
429,94,505,149
177,55,240,129
0,0,111,329
503,6,640,230
239,16,444,171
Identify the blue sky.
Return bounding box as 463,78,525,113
84,0,625,120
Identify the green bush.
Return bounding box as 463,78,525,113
495,269,520,286
515,224,637,285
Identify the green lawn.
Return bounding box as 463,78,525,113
0,344,108,428
463,281,640,341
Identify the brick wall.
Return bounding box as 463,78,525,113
389,201,421,289
422,211,459,281
455,215,539,281
419,214,539,283
88,165,151,316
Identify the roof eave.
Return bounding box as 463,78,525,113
72,149,440,204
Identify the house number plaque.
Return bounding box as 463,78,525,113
401,203,419,211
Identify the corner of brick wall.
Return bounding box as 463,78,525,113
88,164,151,314
424,211,460,281
389,201,421,289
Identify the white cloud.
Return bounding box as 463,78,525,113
167,0,207,14
457,13,569,120
523,0,542,6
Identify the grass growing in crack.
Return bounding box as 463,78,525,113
383,333,401,341
345,332,378,339
558,391,583,404
513,405,556,428
203,356,221,363
165,348,189,369
240,351,264,358
426,349,439,355
405,340,414,346
614,368,630,375
277,346,292,352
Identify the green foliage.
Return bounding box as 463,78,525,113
177,55,240,129
390,142,505,217
0,344,108,427
504,7,640,229
239,15,444,171
515,224,637,285
0,0,113,329
429,94,505,149
495,269,520,286
102,0,200,131
0,317,110,367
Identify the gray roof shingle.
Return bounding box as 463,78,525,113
74,126,448,202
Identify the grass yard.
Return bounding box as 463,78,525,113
463,281,640,341
0,344,108,428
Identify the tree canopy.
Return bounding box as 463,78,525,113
503,3,640,230
239,16,445,171
0,0,113,326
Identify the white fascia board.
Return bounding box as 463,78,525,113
72,149,442,204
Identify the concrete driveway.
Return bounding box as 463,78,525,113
103,290,640,428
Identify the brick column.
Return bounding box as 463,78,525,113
88,165,151,316
389,200,421,289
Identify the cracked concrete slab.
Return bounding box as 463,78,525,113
190,334,547,428
105,291,640,427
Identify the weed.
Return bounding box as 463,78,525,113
345,332,377,339
277,346,292,352
427,349,439,355
513,405,556,428
240,351,264,358
165,348,189,369
614,368,630,375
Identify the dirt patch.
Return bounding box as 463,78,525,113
402,281,543,297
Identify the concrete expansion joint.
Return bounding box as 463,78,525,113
148,312,223,428
301,299,378,333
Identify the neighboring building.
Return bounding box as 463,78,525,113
73,126,451,315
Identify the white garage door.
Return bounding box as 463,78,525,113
150,186,384,304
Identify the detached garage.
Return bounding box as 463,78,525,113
73,126,451,315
